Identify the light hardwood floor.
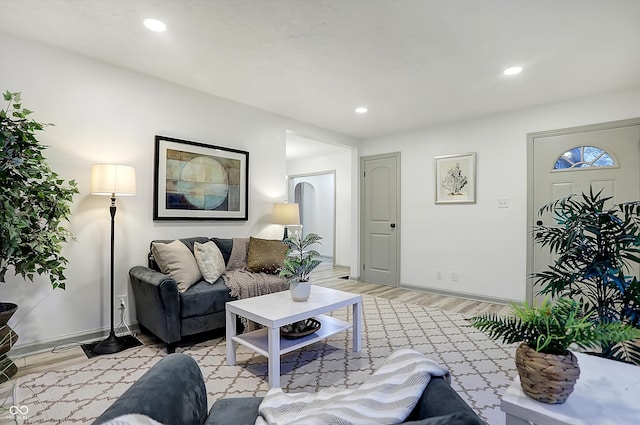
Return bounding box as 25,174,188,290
10,264,511,380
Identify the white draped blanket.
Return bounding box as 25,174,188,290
255,349,449,425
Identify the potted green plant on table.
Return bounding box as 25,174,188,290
532,188,640,364
470,297,640,404
279,232,322,302
278,233,322,339
0,91,78,382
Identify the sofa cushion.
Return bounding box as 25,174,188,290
151,240,202,292
148,237,210,271
403,412,485,425
206,397,263,425
211,238,233,264
246,237,287,274
194,241,226,284
180,279,234,318
406,376,482,424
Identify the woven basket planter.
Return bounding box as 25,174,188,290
515,343,580,404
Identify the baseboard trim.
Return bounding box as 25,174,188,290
399,282,517,306
10,323,140,358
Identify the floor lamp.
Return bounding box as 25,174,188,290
272,202,300,240
90,164,136,355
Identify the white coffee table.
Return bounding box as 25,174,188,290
225,285,362,387
501,351,640,425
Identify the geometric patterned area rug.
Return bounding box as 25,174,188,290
13,294,517,424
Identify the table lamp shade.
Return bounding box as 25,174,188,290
272,202,300,225
91,164,136,196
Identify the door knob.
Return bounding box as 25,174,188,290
390,223,396,228
536,220,543,225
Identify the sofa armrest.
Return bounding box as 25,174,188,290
92,353,207,425
129,266,181,344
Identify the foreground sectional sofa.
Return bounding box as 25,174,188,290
92,353,485,425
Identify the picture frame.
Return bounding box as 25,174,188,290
434,152,476,204
153,135,249,220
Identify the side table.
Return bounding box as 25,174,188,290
501,351,640,425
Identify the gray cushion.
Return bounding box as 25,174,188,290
180,279,234,318
206,397,263,425
211,238,233,264
403,412,485,425
407,377,482,423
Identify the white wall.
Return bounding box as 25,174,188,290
0,32,358,350
287,149,353,268
359,87,640,302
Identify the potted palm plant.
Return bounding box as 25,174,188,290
279,232,322,302
470,297,640,404
532,188,640,364
1,91,78,382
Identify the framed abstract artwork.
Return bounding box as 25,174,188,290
153,135,249,220
434,152,476,204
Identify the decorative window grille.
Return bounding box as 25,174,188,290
553,146,615,170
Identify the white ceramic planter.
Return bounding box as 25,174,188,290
289,280,311,302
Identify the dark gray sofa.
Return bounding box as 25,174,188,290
129,237,237,353
92,353,485,425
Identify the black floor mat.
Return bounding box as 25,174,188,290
81,335,142,359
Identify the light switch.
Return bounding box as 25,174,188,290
498,198,509,208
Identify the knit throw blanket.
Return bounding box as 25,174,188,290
223,269,289,300
255,349,449,425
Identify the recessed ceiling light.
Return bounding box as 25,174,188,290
355,107,368,114
144,18,166,32
504,66,523,76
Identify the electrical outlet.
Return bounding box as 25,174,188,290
119,295,128,311
435,270,442,280
451,272,459,282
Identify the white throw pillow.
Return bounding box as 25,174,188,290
151,240,202,293
194,241,226,284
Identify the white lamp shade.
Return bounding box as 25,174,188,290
91,164,136,196
272,202,300,225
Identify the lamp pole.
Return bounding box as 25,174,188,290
92,196,128,355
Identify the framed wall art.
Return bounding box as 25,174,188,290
434,152,476,204
154,135,249,220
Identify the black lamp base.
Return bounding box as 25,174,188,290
91,331,130,355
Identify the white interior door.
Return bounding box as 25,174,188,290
528,119,640,303
361,153,400,286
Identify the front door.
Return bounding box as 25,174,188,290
361,153,400,286
528,118,640,303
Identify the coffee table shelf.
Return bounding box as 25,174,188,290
226,286,362,387
231,314,351,357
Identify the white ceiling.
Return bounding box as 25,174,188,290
1,0,640,140
286,132,351,161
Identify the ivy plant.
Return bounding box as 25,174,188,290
0,91,79,289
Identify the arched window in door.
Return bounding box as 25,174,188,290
553,145,616,170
